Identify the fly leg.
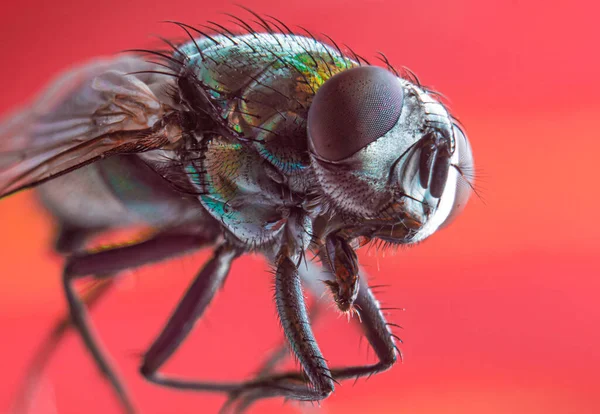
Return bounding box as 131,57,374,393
139,250,335,410
138,241,241,384
305,263,400,381
11,277,115,414
12,225,112,413
53,224,103,254
224,260,399,412
258,303,324,376
61,232,216,413
222,302,325,413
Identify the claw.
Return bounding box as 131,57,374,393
219,388,260,414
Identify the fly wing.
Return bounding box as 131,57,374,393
0,55,181,198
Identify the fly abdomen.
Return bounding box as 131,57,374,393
96,154,204,228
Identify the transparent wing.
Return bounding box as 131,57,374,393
0,56,180,198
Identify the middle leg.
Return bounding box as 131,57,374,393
139,249,335,404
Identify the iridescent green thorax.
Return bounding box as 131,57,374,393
177,33,357,246
179,33,356,166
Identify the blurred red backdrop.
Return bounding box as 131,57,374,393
1,0,599,413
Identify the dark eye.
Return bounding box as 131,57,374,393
308,66,404,161
441,126,475,227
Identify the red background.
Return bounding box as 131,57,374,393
1,1,599,413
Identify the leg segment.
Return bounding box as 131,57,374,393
225,296,326,413
62,232,215,413
302,261,399,379
271,254,335,399
224,260,399,412
140,242,240,380
254,303,324,379
12,225,109,413
54,224,103,254
11,279,114,414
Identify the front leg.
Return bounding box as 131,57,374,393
272,253,335,400
227,260,400,412
221,302,325,413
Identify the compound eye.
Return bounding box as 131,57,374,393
308,66,404,161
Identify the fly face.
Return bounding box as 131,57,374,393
308,66,475,245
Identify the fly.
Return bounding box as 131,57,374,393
0,9,475,414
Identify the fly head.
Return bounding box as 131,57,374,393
307,66,475,245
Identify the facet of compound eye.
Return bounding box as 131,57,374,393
307,66,404,161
